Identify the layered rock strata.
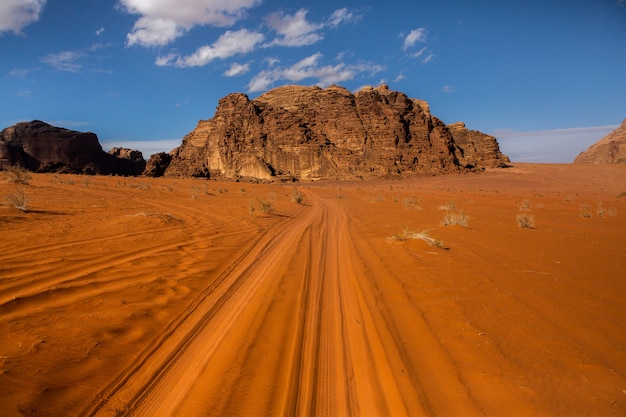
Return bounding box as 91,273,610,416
164,84,509,180
574,119,626,164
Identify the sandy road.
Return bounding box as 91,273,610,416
83,192,430,417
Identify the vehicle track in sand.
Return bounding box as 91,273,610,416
83,192,445,417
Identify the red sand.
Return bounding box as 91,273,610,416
1,163,625,416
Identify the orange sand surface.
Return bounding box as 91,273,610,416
1,163,625,416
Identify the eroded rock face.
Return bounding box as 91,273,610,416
164,84,510,180
0,121,145,175
143,152,173,177
574,119,626,164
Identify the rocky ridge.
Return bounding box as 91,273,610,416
0,120,145,175
164,84,510,180
574,119,626,164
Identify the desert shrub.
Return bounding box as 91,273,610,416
516,213,535,229
438,200,457,211
248,200,256,217
5,166,31,185
291,188,304,204
259,199,273,214
441,210,469,227
190,186,200,199
580,203,592,219
5,188,29,212
267,192,277,201
389,226,444,248
517,199,531,210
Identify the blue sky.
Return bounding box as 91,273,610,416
1,0,625,162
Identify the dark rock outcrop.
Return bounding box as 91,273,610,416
143,152,172,177
0,120,145,175
574,119,626,164
164,84,509,180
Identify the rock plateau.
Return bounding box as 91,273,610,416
0,120,145,175
164,84,510,180
574,118,626,164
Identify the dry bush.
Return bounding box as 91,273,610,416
580,203,592,219
389,226,444,248
190,186,200,199
291,188,304,204
5,165,31,185
259,199,273,214
441,209,469,227
516,213,535,229
516,198,531,210
5,188,29,212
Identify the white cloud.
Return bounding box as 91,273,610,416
224,62,250,76
118,0,261,47
41,50,85,72
327,8,360,27
403,28,427,50
41,44,112,72
96,27,105,36
265,9,323,47
0,0,46,35
247,52,385,92
441,85,455,93
9,68,31,77
156,28,264,67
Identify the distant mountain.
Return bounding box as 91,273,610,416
574,119,626,164
161,84,510,181
0,120,145,175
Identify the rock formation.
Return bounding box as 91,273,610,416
164,84,509,180
0,120,145,175
574,119,626,164
143,152,172,177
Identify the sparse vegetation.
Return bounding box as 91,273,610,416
291,188,304,204
580,203,592,219
190,186,200,199
259,199,273,214
5,188,29,212
517,198,531,210
389,226,445,248
248,199,256,217
403,196,421,210
5,165,31,185
441,209,469,227
516,213,535,229
438,200,457,211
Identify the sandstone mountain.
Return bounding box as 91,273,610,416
164,84,510,180
574,119,626,164
0,120,146,175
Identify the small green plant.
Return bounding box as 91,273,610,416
389,226,445,248
441,210,469,227
5,165,31,185
291,188,304,204
5,188,29,212
516,213,535,229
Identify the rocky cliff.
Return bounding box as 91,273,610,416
574,119,626,164
0,120,146,175
164,84,509,180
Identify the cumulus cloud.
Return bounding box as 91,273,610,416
0,0,46,35
156,28,264,67
265,9,323,47
265,8,359,47
403,27,427,50
224,62,250,77
118,0,261,47
247,52,385,92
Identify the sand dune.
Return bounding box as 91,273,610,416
1,164,625,416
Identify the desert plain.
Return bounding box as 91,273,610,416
0,163,625,416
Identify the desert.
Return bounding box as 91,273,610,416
1,162,625,416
